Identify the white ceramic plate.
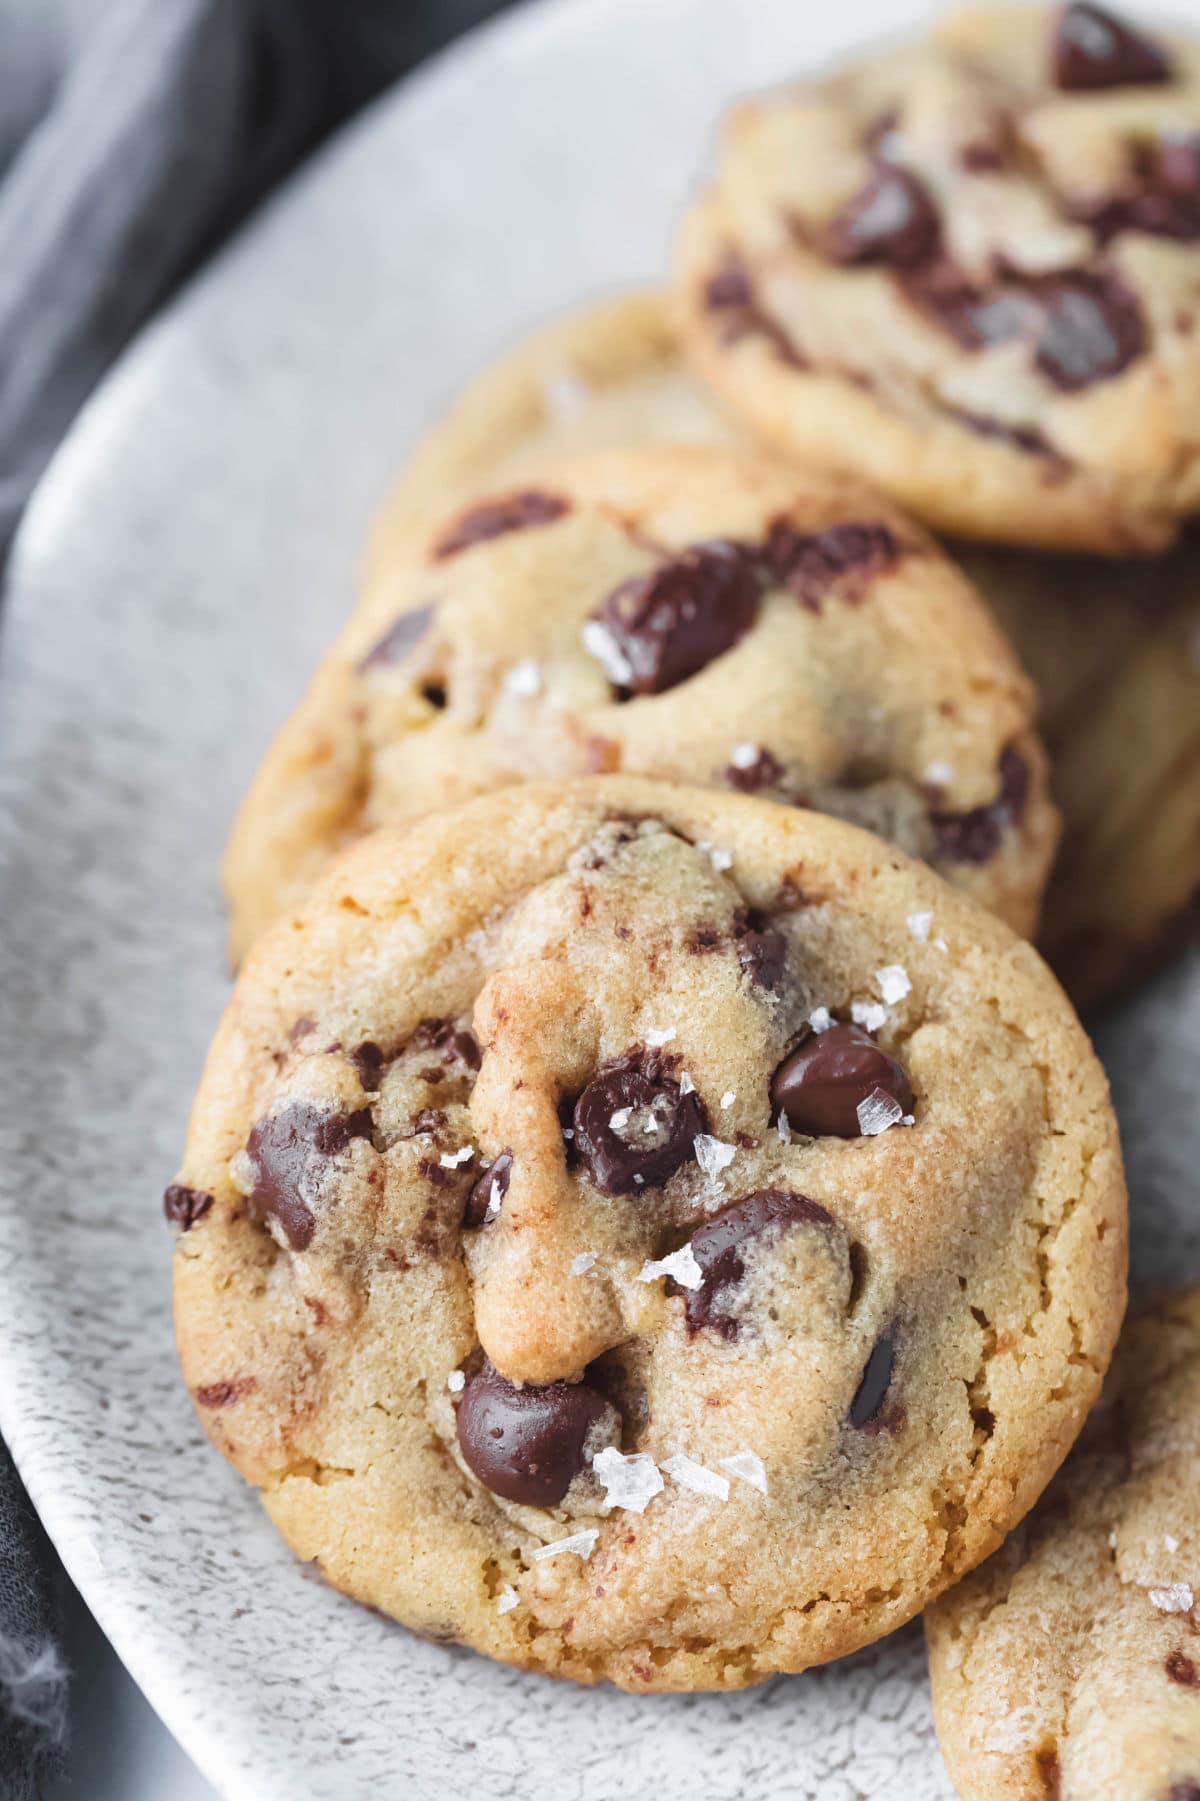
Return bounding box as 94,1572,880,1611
2,0,1198,1795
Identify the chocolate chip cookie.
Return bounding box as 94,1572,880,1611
223,444,1057,958
959,539,1200,1008
676,3,1200,553
174,778,1126,1691
927,1286,1200,1800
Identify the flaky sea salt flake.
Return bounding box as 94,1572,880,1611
609,1108,632,1131
925,759,953,786
440,1145,475,1169
851,1000,888,1033
808,1006,833,1033
496,1584,520,1613
504,657,541,698
661,1454,730,1501
570,1251,598,1276
484,1182,504,1224
638,1244,703,1290
593,1447,664,1514
777,1110,791,1144
646,1025,677,1047
679,1071,696,1095
1149,1582,1194,1614
907,910,933,943
857,1088,906,1136
532,1529,599,1562
729,741,762,770
694,1134,737,1182
720,1090,736,1110
447,1369,465,1393
875,964,911,1005
718,1451,768,1496
1165,1534,1180,1553
582,620,634,686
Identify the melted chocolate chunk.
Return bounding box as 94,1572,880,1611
848,1330,897,1429
902,264,1044,351
573,1057,707,1194
1167,1650,1200,1688
432,490,569,561
726,746,784,793
1053,2,1170,91
770,1023,914,1138
592,541,761,696
1033,271,1146,390
1170,1787,1200,1801
702,255,807,366
932,747,1029,864
245,1103,373,1251
464,1150,513,1229
826,165,941,268
764,519,899,610
409,1017,481,1072
734,908,788,990
1083,135,1200,243
455,1362,610,1507
162,1184,214,1231
347,1041,386,1090
357,603,435,672
1036,1749,1062,1801
683,1190,834,1339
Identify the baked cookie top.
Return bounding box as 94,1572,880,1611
175,779,1126,1691
222,444,1056,958
927,1286,1200,1800
676,3,1200,553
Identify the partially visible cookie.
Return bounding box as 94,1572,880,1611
927,1287,1200,1801
676,3,1200,553
175,779,1127,1690
959,540,1200,1008
223,444,1056,960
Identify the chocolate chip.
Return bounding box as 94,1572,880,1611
734,908,788,990
826,165,941,268
1033,271,1146,391
1082,135,1200,243
432,490,568,560
1170,1785,1200,1801
358,603,435,672
591,541,761,696
683,1190,834,1339
193,1377,255,1409
455,1362,611,1507
726,746,784,793
245,1103,373,1251
848,1330,896,1429
163,1184,214,1231
704,258,755,310
573,1056,707,1194
409,1017,481,1072
1167,1650,1200,1688
901,265,1044,351
770,1023,914,1138
347,1041,386,1090
464,1151,512,1229
941,403,1061,461
701,255,808,366
764,519,899,610
1053,2,1170,91
932,747,1029,864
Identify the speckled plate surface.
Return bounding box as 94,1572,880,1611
1,0,1197,1795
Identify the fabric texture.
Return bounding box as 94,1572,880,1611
0,1,514,1791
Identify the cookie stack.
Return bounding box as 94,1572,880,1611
168,5,1200,1793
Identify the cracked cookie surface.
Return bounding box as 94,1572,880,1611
223,443,1056,959
676,3,1200,552
174,778,1126,1690
927,1286,1200,1800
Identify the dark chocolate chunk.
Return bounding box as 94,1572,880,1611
432,490,568,560
770,1023,914,1138
193,1377,255,1409
1167,1650,1200,1688
826,165,941,268
244,1103,373,1251
1053,3,1170,91
734,908,788,990
455,1362,610,1506
409,1017,481,1072
358,603,435,672
1033,271,1146,390
464,1151,513,1230
848,1330,897,1429
726,746,784,793
683,1189,834,1339
701,255,808,366
704,258,755,310
764,519,899,610
1082,134,1200,242
163,1184,214,1232
932,747,1029,864
901,265,1044,351
573,1056,707,1195
1170,1786,1200,1801
591,541,761,696
347,1041,386,1090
